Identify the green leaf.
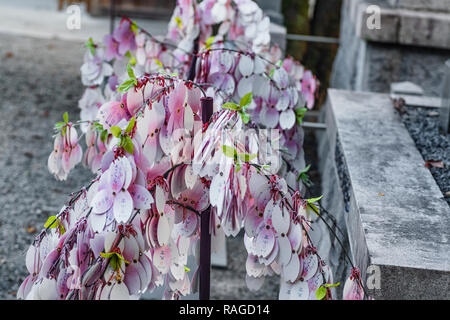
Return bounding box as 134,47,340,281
316,286,327,300
306,195,323,204
205,36,215,50
122,136,134,154
175,16,183,29
222,102,240,111
240,93,253,109
110,126,122,138
239,111,250,124
295,107,308,126
117,78,136,93
307,203,319,216
235,162,241,173
269,68,275,78
299,164,311,175
295,107,308,116
125,116,135,133
222,145,237,158
184,266,190,273
325,282,340,288
297,164,313,186
44,216,57,229
100,129,108,143
154,59,164,69
129,56,136,66
130,21,138,35
85,37,95,55
63,112,69,124
110,255,120,271
238,153,257,162
127,63,135,79
100,252,129,271
100,252,115,259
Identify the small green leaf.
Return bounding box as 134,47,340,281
85,37,95,55
100,129,108,143
325,282,340,288
122,136,134,154
306,195,323,204
235,162,242,173
184,266,190,273
222,102,240,111
222,145,237,158
127,63,135,79
238,153,257,162
110,126,122,138
117,78,136,93
269,68,275,78
175,16,183,29
63,112,69,124
239,111,250,124
110,255,120,271
100,252,115,259
295,107,308,116
125,116,135,133
44,216,58,229
240,93,253,108
129,56,136,66
130,21,138,35
316,286,327,300
307,203,319,216
100,252,129,271
205,36,215,49
154,59,164,69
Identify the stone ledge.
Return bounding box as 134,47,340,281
354,1,450,49
388,0,450,13
324,89,450,299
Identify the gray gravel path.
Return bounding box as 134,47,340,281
0,33,93,300
0,33,282,300
399,106,450,206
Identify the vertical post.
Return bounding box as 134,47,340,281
110,0,116,34
199,97,213,300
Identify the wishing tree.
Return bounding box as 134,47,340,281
18,0,365,300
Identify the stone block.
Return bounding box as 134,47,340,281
354,0,450,49
394,0,450,13
320,89,450,299
398,9,450,49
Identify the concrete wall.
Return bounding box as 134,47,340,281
331,0,450,96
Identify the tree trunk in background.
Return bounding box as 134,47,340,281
283,0,342,109
282,0,310,61
303,0,342,107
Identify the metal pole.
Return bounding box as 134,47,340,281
286,34,340,44
110,0,116,34
199,97,213,300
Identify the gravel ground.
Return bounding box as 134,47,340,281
399,106,450,206
0,33,94,300
0,33,322,300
